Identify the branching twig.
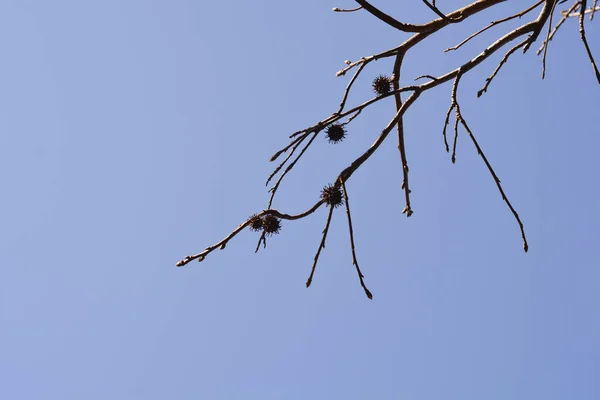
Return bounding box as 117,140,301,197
268,131,319,208
537,1,581,55
176,200,326,266
422,0,455,21
591,0,598,19
266,134,307,186
354,0,433,32
442,71,462,158
478,37,530,97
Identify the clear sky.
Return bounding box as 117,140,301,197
1,1,599,399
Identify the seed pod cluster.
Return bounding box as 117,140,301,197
248,214,282,236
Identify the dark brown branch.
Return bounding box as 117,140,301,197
270,132,307,162
268,131,319,208
176,201,325,266
445,1,544,52
255,231,266,253
414,74,439,81
579,0,600,82
537,1,581,55
181,16,542,269
340,180,372,299
392,52,414,217
591,0,599,19
306,204,336,288
354,0,433,32
337,62,367,115
422,0,455,21
456,107,529,252
333,6,362,13
343,109,362,125
442,71,461,157
478,38,530,97
339,91,421,184
562,3,600,15
179,0,600,297
339,0,513,78
541,0,559,79
452,111,460,164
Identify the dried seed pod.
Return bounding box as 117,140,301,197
325,123,346,144
248,214,264,232
262,214,282,236
321,184,344,208
372,75,391,96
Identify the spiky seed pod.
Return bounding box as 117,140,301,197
325,123,346,144
248,214,264,232
321,184,344,208
262,214,282,236
372,75,391,96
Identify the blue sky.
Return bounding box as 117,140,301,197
1,1,599,399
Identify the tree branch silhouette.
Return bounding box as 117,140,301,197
178,0,598,298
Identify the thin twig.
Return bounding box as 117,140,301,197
266,134,307,186
179,0,600,297
255,231,266,253
562,3,600,16
537,1,581,55
452,110,460,163
579,0,600,83
442,71,461,157
414,74,439,81
176,200,326,266
422,0,455,21
392,52,414,217
340,180,372,299
355,0,433,32
333,6,362,12
306,204,336,288
478,38,530,97
457,107,529,252
270,132,307,163
343,109,362,125
337,62,367,115
268,131,319,208
445,1,543,52
541,0,559,79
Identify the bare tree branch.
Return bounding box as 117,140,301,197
178,0,598,297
